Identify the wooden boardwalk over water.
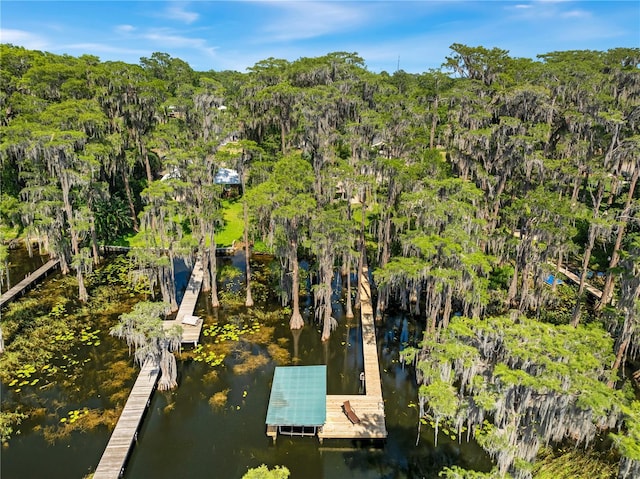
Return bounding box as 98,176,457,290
162,258,205,345
93,361,159,479
93,260,204,478
0,259,59,309
318,267,387,442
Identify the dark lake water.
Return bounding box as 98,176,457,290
1,250,492,479
1,245,49,294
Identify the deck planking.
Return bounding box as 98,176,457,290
556,265,603,299
93,360,159,479
0,259,59,309
93,260,204,478
162,258,205,345
318,267,387,442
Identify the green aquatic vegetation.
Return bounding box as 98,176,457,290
208,389,230,409
79,327,101,346
59,408,89,424
192,344,226,367
267,342,290,365
0,255,147,445
44,408,121,444
53,328,74,342
0,410,28,445
242,464,290,479
193,318,265,367
50,300,68,318
218,290,245,307
233,350,269,375
202,319,261,342
533,447,617,479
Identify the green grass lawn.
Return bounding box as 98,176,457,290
113,199,246,248
216,199,244,247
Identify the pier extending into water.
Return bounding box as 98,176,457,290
162,258,205,345
93,361,159,479
267,267,387,443
93,259,205,478
318,267,387,442
0,259,59,309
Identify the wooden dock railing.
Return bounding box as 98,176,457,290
0,259,59,309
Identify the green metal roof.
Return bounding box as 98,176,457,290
265,365,327,426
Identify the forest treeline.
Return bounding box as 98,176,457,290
1,43,639,478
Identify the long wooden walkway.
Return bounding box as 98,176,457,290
556,265,603,299
162,258,205,345
93,260,204,478
513,230,603,300
0,259,59,309
93,361,159,479
318,267,387,442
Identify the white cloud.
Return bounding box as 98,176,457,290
561,9,591,18
141,30,218,57
116,24,136,33
0,28,48,49
258,1,373,42
164,2,199,24
62,42,148,56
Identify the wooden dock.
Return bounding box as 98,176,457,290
556,265,603,299
93,360,160,479
0,259,59,309
318,267,387,442
513,231,603,300
162,258,205,345
93,260,204,478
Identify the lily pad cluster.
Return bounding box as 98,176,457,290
59,408,89,424
193,320,262,367
79,327,101,346
7,364,39,392
192,345,225,367
202,320,261,343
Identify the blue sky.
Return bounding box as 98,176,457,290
1,1,638,73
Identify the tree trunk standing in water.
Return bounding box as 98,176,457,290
289,238,304,329
243,189,254,308
58,155,89,302
208,227,220,308
356,200,366,308
157,327,182,390
345,254,354,319
319,256,336,342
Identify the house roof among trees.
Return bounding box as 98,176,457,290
214,167,241,185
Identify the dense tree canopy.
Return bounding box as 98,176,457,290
1,43,639,478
